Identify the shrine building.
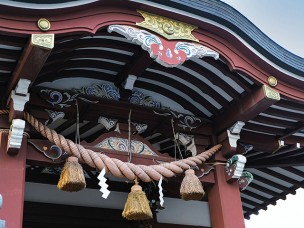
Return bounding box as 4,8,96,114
0,1,304,228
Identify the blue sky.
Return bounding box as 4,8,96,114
223,0,304,57
222,1,304,227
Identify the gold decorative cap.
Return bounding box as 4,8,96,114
263,85,280,101
37,18,51,31
268,76,278,87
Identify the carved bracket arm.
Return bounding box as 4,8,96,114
219,121,245,157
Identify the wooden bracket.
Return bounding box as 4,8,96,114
7,119,26,155
7,79,30,122
218,121,245,157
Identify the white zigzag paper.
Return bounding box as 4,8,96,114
97,168,110,199
158,176,164,207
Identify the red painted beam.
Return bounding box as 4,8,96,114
0,132,26,228
6,34,54,97
214,85,280,134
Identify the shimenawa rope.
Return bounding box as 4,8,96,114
23,112,221,182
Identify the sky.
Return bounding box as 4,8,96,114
222,0,304,57
221,1,304,227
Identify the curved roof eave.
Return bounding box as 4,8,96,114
1,0,303,79
130,0,304,78
0,0,98,9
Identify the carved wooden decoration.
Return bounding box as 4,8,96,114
7,119,26,155
98,117,118,131
175,133,197,156
8,79,30,122
238,171,254,191
28,139,66,161
225,155,247,182
219,121,245,157
225,154,253,190
108,24,219,67
82,123,165,157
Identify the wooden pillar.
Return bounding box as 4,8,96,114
208,164,245,228
0,132,27,228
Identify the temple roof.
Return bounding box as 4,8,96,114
1,0,303,77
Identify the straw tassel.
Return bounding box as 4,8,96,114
122,179,153,220
57,156,86,192
180,169,205,201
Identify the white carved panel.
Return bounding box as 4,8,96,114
7,119,25,149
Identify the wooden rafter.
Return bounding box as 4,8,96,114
240,131,304,153
247,160,304,168
282,167,304,177
248,173,296,194
264,108,304,122
252,115,296,129
115,49,154,88
247,145,300,162
203,58,254,93
243,190,275,205
241,198,267,211
280,123,304,140
242,206,259,216
184,60,242,101
151,63,230,110
259,168,304,188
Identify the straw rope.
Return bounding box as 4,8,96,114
24,112,221,182
0,110,9,115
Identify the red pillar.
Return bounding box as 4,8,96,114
0,132,26,228
208,164,245,228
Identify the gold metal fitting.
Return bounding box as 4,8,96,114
37,18,51,31
267,76,278,87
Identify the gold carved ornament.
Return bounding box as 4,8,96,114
136,10,199,42
263,85,280,100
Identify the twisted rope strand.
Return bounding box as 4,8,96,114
0,110,9,115
24,112,221,182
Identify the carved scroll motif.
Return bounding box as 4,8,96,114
108,25,219,67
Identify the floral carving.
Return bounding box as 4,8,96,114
95,137,157,156
40,83,119,108
41,89,78,108
129,90,161,108
171,112,202,130
154,110,203,130
73,83,120,100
